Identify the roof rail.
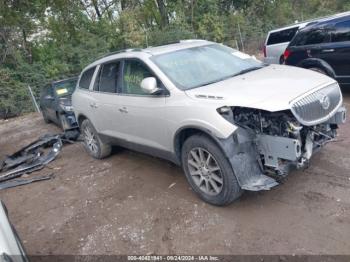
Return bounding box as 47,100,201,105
179,39,205,43
96,48,143,60
146,39,205,47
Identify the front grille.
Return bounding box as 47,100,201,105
290,83,342,126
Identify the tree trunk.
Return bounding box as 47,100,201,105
155,0,168,28
121,0,127,10
92,0,102,19
22,29,32,64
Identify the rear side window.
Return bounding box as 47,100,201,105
94,62,120,93
291,29,329,46
79,67,95,89
332,20,350,42
267,27,299,45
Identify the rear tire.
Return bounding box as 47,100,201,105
181,134,243,206
81,119,112,159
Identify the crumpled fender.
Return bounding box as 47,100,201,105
215,127,278,191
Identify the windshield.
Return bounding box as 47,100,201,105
151,44,263,90
53,78,77,97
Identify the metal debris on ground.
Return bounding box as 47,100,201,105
168,182,176,189
0,129,80,189
0,173,55,190
0,134,62,182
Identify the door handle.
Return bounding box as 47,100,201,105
118,107,128,113
321,49,334,53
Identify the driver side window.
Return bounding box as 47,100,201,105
122,60,155,95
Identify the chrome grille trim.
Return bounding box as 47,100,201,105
290,83,342,126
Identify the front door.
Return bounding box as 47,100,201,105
117,59,168,152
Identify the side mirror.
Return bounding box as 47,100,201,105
140,77,161,94
45,95,54,100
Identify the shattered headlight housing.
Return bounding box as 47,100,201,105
60,103,74,112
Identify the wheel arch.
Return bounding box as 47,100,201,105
173,126,228,165
297,58,336,78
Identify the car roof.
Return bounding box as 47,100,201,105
268,11,350,34
302,12,350,31
52,76,78,85
143,39,212,55
84,39,213,71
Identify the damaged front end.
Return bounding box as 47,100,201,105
216,84,346,191
233,107,345,177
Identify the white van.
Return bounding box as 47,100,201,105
263,22,307,64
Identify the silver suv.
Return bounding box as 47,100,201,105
73,40,346,206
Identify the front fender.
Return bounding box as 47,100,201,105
175,118,237,140
297,58,336,78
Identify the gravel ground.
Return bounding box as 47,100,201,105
0,89,349,255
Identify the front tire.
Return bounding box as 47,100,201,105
81,119,112,159
181,134,243,206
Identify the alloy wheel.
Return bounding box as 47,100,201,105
187,147,223,196
83,126,99,154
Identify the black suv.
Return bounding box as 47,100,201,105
40,77,78,131
284,13,350,87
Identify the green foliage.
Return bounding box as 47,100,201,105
0,0,349,118
0,68,31,118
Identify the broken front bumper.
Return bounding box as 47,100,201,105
255,106,346,180
60,112,78,131
223,106,346,192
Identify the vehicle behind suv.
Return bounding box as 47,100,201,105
40,77,78,131
263,23,305,64
284,12,350,87
73,40,346,206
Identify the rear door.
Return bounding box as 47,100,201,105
40,85,49,114
89,60,123,138
75,66,97,126
116,58,168,151
45,85,57,121
286,28,330,65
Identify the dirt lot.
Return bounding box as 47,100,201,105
1,90,350,255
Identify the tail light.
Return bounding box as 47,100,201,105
283,49,291,61
263,45,266,57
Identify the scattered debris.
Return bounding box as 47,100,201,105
0,173,55,190
0,134,62,182
168,182,176,189
0,129,80,189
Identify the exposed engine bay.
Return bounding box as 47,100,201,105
231,107,344,176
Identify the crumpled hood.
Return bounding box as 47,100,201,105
185,65,336,112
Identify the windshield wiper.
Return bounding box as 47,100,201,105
199,66,264,87
188,65,265,89
232,66,264,77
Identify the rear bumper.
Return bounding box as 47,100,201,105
262,57,279,64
